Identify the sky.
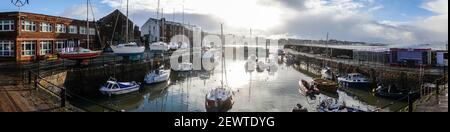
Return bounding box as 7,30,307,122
0,0,448,44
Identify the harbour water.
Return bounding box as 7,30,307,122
68,47,407,112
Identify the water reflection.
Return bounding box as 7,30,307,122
70,50,407,112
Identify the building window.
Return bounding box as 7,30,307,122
40,41,52,55
68,25,77,34
22,20,36,32
0,20,15,31
40,22,53,32
0,41,15,57
89,28,96,35
79,27,86,34
56,24,66,33
21,41,35,56
56,41,65,53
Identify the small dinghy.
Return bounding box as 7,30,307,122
100,78,140,96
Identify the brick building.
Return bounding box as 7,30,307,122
0,12,98,61
97,9,141,48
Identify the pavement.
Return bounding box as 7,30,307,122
415,84,448,112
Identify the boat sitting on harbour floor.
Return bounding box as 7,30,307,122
100,78,141,96
59,47,102,60
111,42,145,56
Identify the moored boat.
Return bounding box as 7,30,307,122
100,78,140,96
205,86,234,112
59,47,102,60
144,68,171,84
337,73,372,89
313,78,338,93
173,62,193,72
111,42,145,56
298,79,320,96
149,42,169,52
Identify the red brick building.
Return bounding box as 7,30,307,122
0,12,99,61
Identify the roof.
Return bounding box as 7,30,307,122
0,11,93,22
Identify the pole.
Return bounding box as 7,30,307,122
87,0,90,49
126,0,129,43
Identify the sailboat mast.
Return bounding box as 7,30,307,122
86,0,89,49
126,0,129,43
221,24,224,88
157,0,160,19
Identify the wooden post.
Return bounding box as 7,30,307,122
60,88,66,107
408,92,413,112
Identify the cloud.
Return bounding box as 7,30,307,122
60,4,103,21
99,0,448,44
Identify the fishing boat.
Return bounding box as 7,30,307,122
149,42,169,52
337,73,372,89
298,79,320,96
59,47,101,60
313,78,338,93
321,67,334,81
100,78,140,96
205,86,234,112
144,68,171,84
111,42,145,56
173,62,193,72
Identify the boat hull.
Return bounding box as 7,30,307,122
100,86,139,96
59,51,101,60
339,81,371,89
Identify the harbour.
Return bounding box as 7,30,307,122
0,0,448,113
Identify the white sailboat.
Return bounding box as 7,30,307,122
111,0,145,57
149,42,169,52
205,24,234,112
